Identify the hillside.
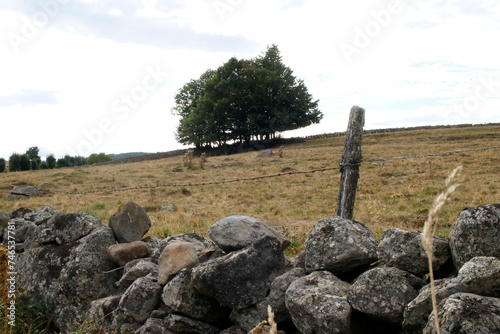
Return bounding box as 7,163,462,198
1,124,499,253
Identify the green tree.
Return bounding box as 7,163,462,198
39,161,49,169
0,158,5,173
19,154,31,171
87,153,113,165
172,45,322,148
9,153,21,171
31,159,39,170
46,154,56,169
26,146,40,161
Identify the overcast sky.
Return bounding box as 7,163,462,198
1,0,499,159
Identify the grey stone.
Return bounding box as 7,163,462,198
158,240,199,285
208,215,290,252
285,271,351,334
107,240,150,267
116,259,157,290
8,185,42,198
377,227,451,276
220,325,246,334
347,266,421,325
449,203,500,269
162,268,226,323
0,211,10,229
11,206,32,218
257,149,273,157
229,307,264,333
136,318,177,334
256,267,306,322
17,224,120,332
117,274,162,323
160,205,177,212
423,293,500,334
191,236,285,310
304,216,378,274
88,294,122,330
109,201,151,243
163,313,220,334
403,256,500,334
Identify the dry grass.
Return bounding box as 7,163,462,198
0,125,499,254
422,165,462,334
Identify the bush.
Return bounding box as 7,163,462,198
0,158,5,172
40,161,49,169
31,159,40,170
9,153,22,171
87,153,113,165
19,154,31,171
46,154,56,169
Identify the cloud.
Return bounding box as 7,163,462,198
0,0,259,52
0,89,59,107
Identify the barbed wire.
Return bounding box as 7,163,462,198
341,145,500,173
45,166,341,195
42,145,500,195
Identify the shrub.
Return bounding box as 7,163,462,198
9,153,21,171
0,158,5,173
46,154,56,169
39,161,50,169
19,154,31,171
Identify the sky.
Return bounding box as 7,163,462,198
1,0,499,159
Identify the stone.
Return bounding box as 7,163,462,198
107,241,150,267
116,259,158,290
304,216,378,274
160,205,177,212
257,149,273,157
136,318,175,334
150,233,217,264
403,256,500,334
0,211,10,229
117,274,162,323
220,325,246,334
449,203,500,269
11,206,32,218
8,185,42,198
256,267,306,322
109,201,151,243
230,307,264,333
17,224,120,332
208,215,290,252
423,293,500,334
88,294,122,330
377,227,451,276
161,268,226,323
163,313,220,334
191,236,285,310
347,266,422,325
285,271,352,334
158,240,200,285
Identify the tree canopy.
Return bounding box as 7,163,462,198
172,45,322,149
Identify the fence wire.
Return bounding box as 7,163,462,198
42,145,500,196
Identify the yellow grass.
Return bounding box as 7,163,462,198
0,125,499,254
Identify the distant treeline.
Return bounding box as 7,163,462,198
0,147,113,173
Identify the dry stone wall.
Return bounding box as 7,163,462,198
2,203,500,333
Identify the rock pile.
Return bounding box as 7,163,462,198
3,203,499,333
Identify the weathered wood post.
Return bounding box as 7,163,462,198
337,106,365,219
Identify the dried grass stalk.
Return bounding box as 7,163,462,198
422,165,462,334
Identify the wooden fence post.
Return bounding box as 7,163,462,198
337,106,365,219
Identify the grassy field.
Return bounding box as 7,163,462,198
1,125,499,254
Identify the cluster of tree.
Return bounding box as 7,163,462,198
0,146,113,172
172,44,322,149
